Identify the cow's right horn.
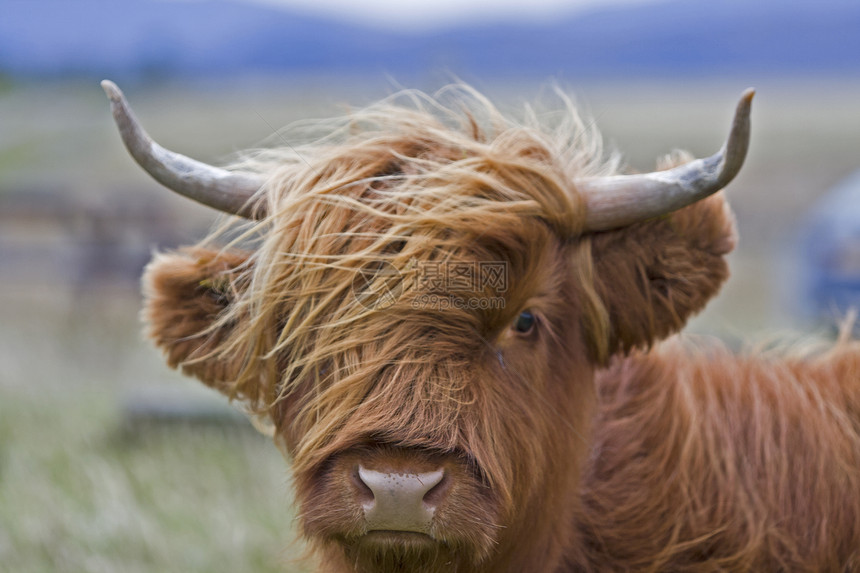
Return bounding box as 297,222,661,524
102,80,265,219
577,88,754,232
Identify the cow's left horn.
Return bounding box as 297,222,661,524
577,88,754,232
102,80,265,218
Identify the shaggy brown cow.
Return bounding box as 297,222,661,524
103,81,860,572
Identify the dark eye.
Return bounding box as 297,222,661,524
512,310,536,334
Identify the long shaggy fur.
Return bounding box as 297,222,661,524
577,338,860,571
139,85,860,572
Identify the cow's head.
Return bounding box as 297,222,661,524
105,81,751,573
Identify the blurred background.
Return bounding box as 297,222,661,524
1,0,859,570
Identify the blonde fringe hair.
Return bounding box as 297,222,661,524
190,85,619,436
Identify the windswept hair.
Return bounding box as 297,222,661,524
177,86,620,446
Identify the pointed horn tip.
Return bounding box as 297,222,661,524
100,79,122,103
738,88,755,112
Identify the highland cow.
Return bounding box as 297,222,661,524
103,80,860,572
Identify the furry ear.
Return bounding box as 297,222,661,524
142,247,252,395
588,190,737,361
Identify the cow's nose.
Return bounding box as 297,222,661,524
355,465,446,534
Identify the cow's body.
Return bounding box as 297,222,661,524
104,81,860,572
578,341,860,571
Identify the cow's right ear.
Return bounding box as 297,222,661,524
142,247,253,395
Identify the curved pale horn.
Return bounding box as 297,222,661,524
577,88,754,232
102,80,265,218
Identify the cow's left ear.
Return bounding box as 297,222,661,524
142,247,255,397
587,186,737,362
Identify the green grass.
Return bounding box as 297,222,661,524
0,301,310,573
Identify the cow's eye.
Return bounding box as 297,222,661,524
512,310,536,334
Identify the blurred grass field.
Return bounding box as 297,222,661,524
0,299,311,572
1,76,859,571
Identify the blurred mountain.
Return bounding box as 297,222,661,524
1,0,858,80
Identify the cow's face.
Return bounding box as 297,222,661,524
273,213,599,572
111,82,747,572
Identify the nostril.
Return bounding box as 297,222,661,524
351,466,375,506
421,471,450,507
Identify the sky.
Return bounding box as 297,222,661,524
244,0,661,30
